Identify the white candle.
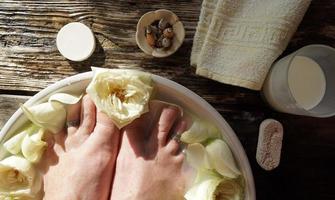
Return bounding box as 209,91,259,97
288,56,326,110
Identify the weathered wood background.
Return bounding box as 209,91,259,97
1,0,335,199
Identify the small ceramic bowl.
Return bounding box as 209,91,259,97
136,9,185,58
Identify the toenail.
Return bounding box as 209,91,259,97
167,106,179,112
66,120,80,128
172,134,181,144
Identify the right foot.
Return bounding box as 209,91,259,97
40,95,120,200
110,101,188,200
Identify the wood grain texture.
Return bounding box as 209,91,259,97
0,1,335,199
0,95,29,129
0,0,201,91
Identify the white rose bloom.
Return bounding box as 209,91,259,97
185,169,243,200
185,169,223,200
86,68,153,129
0,156,41,199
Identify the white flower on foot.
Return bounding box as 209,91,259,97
86,68,153,129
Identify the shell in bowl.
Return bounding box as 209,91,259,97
136,9,185,58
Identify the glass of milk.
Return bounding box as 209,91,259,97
262,44,335,117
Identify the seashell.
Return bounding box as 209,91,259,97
158,18,168,30
163,27,174,38
162,38,171,48
149,25,158,35
157,29,163,37
146,33,156,47
156,37,163,48
145,25,152,34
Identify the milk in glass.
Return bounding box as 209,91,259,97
288,56,326,110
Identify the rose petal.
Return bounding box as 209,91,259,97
181,120,221,144
21,93,81,133
206,139,241,178
186,143,211,170
21,129,47,163
3,131,27,155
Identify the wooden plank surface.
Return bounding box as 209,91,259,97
0,95,29,129
0,0,201,91
0,1,335,200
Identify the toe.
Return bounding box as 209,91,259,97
53,130,66,154
66,102,81,136
122,116,148,151
37,133,60,173
174,153,185,165
173,120,187,136
87,111,120,152
165,139,180,155
78,95,96,135
95,111,115,129
154,106,181,148
164,119,187,154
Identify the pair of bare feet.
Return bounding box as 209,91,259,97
39,95,187,200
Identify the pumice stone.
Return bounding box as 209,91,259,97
256,119,283,171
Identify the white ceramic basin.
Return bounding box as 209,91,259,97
0,72,256,200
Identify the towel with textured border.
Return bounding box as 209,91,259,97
191,0,311,90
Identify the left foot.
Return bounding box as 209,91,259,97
110,101,188,200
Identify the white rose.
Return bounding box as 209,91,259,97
185,169,243,200
0,156,41,199
86,68,153,129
